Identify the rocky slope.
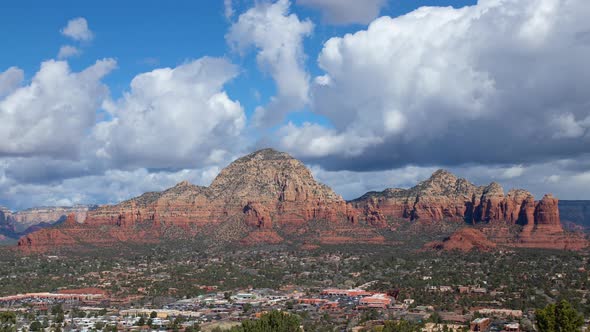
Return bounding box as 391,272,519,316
425,228,497,252
352,170,587,250
350,170,538,225
16,150,589,252
18,149,373,252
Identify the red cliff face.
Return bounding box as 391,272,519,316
16,152,588,252
18,149,361,251
507,194,587,250
353,170,588,251
350,170,535,225
534,194,561,229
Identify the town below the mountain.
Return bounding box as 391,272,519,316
0,243,589,332
1,150,589,331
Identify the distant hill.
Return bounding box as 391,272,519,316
0,205,98,240
559,201,590,231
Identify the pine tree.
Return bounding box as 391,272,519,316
535,300,584,332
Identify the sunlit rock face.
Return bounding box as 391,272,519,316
16,150,588,252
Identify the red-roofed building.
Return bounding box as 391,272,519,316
321,288,373,297
358,294,392,309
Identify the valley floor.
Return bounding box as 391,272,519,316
0,243,589,331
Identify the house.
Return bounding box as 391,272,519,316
359,294,392,309
470,318,491,332
422,323,466,332
503,323,520,332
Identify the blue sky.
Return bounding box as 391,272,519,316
1,0,590,209
1,0,475,123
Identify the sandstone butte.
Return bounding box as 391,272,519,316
16,149,589,252
425,228,497,252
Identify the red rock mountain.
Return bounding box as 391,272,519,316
350,170,538,225
351,170,587,250
18,149,368,251
16,149,588,252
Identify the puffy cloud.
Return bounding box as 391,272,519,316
0,67,23,98
1,156,99,185
227,0,313,126
500,165,526,179
0,56,250,209
311,165,438,200
0,166,221,210
97,57,246,169
551,113,589,138
57,45,81,59
278,0,590,171
297,0,387,25
279,122,382,157
61,17,93,41
0,59,116,158
312,157,590,201
224,0,234,19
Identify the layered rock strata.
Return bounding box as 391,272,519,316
353,170,587,250
18,149,361,251
17,151,588,252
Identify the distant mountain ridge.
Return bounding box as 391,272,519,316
0,205,97,240
13,149,589,252
559,200,590,231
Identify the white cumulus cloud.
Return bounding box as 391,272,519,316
97,57,246,169
0,59,116,158
224,0,234,19
297,0,387,25
278,0,590,171
61,17,94,41
227,0,313,126
57,45,81,59
0,67,24,98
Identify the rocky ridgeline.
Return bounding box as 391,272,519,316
352,170,587,250
16,149,589,252
351,170,541,226
351,170,561,227
10,205,96,232
18,149,361,251
0,205,97,241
